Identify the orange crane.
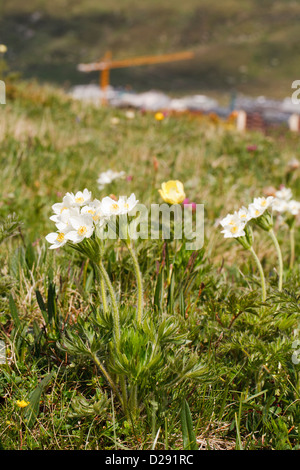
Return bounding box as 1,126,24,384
77,50,194,105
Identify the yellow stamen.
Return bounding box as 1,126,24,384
56,233,65,242
75,197,84,204
111,203,119,211
78,226,87,235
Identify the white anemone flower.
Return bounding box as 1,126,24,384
65,189,92,207
101,193,139,217
237,206,251,223
272,198,289,213
287,199,300,216
248,196,274,219
101,196,123,216
45,230,69,249
219,212,240,228
51,207,80,231
50,194,75,223
118,194,139,215
65,214,94,244
125,110,135,119
81,199,106,225
275,186,292,201
221,221,246,239
97,170,126,190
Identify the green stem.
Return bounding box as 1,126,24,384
126,242,144,325
100,276,108,313
269,228,283,291
91,354,119,398
98,261,121,346
249,246,266,302
97,262,128,416
289,227,295,270
94,263,108,313
92,354,124,406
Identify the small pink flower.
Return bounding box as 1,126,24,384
183,198,196,212
246,145,257,152
126,175,133,182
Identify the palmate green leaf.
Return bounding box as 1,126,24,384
24,372,54,428
164,352,211,387
68,390,109,418
0,213,21,246
108,326,164,380
112,346,163,380
59,330,93,357
157,317,189,345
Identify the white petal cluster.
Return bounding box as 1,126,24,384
101,193,138,217
46,189,138,249
272,186,300,216
97,170,126,190
220,196,274,239
248,196,274,219
220,213,246,239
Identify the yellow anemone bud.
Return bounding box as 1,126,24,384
0,44,7,54
158,180,186,205
16,400,29,408
154,112,164,121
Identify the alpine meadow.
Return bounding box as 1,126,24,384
0,0,300,452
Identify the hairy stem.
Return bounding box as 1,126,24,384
249,246,266,302
269,228,283,291
99,276,108,313
92,353,124,407
95,263,108,313
98,261,121,346
126,242,144,325
97,262,128,415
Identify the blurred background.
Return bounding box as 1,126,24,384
0,0,299,101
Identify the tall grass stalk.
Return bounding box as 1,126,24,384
249,246,266,302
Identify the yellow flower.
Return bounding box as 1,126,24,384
154,112,164,121
158,180,186,205
0,44,7,54
16,399,29,408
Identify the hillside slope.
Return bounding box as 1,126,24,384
1,0,300,98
